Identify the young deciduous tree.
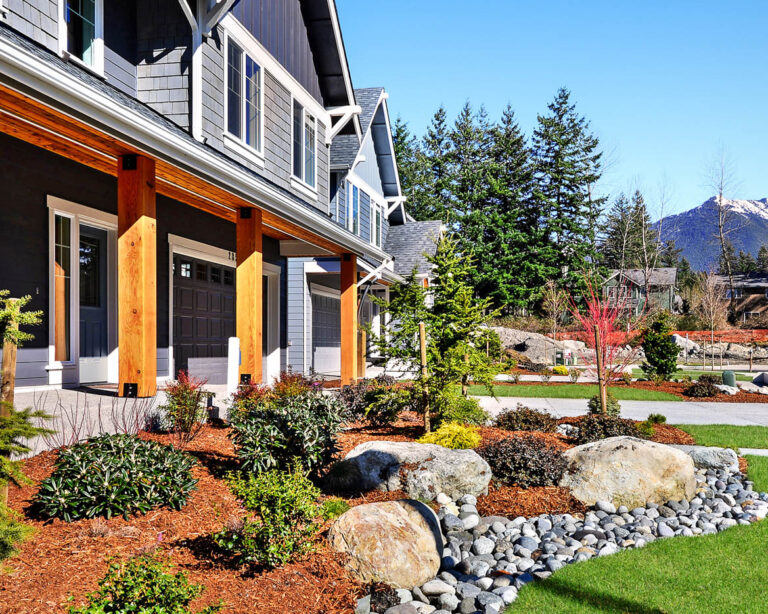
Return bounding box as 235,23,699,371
696,271,729,370
541,281,568,342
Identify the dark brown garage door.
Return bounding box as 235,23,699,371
172,255,236,376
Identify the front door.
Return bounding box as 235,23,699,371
79,225,109,383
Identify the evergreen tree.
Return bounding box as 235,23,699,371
758,245,768,273
391,116,424,218
418,106,455,223
449,102,491,221
659,239,682,268
736,250,757,274
718,240,737,276
676,257,696,294
600,193,640,270
532,88,605,289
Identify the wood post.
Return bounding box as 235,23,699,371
236,207,263,384
357,329,366,379
419,321,431,433
118,155,157,397
340,254,358,385
0,300,18,407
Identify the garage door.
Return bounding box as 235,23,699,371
173,255,235,379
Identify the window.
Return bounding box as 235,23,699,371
726,288,742,299
223,269,234,286
61,0,103,70
227,40,262,152
196,263,208,282
79,236,100,307
373,204,382,247
54,214,72,362
180,261,192,278
292,100,316,188
211,267,222,284
348,183,360,235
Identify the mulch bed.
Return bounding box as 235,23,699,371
477,483,587,519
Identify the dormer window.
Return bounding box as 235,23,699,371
59,0,103,72
292,100,316,189
226,40,263,153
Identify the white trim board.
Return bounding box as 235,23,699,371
310,282,340,299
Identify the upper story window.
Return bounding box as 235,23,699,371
60,0,103,72
725,288,742,299
348,183,360,235
292,100,316,189
226,40,263,153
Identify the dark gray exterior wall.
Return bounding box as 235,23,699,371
104,0,137,96
2,0,58,51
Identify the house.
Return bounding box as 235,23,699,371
0,0,429,395
603,268,679,315
715,274,768,321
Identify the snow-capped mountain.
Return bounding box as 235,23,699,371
658,197,768,271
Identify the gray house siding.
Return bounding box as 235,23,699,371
382,214,390,246
3,0,58,52
230,0,322,103
356,131,384,196
103,0,137,96
286,257,310,373
360,191,371,243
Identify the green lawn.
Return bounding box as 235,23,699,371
745,455,768,491
631,368,753,382
468,384,680,402
674,424,768,450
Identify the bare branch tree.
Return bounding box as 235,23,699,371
696,270,729,370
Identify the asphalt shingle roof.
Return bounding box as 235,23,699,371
609,268,678,286
329,87,384,169
384,220,443,277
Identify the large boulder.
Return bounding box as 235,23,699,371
560,436,696,508
328,441,491,500
669,445,740,473
328,500,442,589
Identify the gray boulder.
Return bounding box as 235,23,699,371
669,445,740,473
328,441,491,500
560,437,696,508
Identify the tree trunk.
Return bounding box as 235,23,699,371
1,304,18,507
594,327,607,414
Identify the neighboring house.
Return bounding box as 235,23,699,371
603,268,679,315
0,0,430,395
715,274,768,321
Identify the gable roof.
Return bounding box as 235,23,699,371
384,220,443,277
715,273,768,288
607,268,678,286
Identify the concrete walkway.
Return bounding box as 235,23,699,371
740,448,768,457
475,395,768,426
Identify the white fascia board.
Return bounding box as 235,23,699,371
379,96,403,198
0,37,389,263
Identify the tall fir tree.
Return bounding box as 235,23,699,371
531,88,605,290
736,250,757,274
391,116,425,218
718,240,737,276
757,245,768,274
418,106,455,223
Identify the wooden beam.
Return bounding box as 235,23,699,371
118,155,157,397
340,253,358,385
236,207,263,383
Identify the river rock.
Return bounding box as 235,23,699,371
560,437,696,508
328,441,492,500
328,500,443,589
669,445,740,473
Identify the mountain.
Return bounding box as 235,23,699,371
657,197,768,271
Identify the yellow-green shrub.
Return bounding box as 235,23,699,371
552,365,569,376
417,422,481,449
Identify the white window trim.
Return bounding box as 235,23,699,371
46,195,117,385
290,96,318,194
58,0,104,76
347,181,360,235
371,201,383,248
222,30,265,166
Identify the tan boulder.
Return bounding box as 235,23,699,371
560,436,696,509
328,499,442,589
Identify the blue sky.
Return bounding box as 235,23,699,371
336,1,767,218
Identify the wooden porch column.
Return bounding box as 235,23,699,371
118,154,157,397
236,207,263,383
340,253,358,385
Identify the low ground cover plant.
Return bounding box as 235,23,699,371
684,374,721,398
228,390,345,475
213,467,321,569
68,554,221,614
417,422,481,449
478,436,567,488
36,434,197,521
320,497,350,520
160,371,210,450
552,365,569,376
572,415,645,445
0,507,32,561
495,404,558,433
587,391,621,416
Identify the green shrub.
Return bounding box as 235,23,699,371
568,368,582,383
620,371,633,386
477,328,502,361
495,404,558,433
646,413,667,425
1,402,53,497
229,391,344,475
271,370,316,399
478,436,567,488
320,497,350,520
587,391,621,417
637,421,656,438
229,382,274,419
0,507,33,561
436,389,489,426
417,422,481,449
572,415,645,445
68,555,221,614
552,365,568,376
160,371,209,449
336,376,397,422
684,374,721,398
213,467,321,568
640,312,680,381
363,385,413,428
36,434,197,521
539,370,552,384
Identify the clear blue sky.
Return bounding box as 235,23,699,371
336,1,767,217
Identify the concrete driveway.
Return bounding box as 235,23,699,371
475,396,768,426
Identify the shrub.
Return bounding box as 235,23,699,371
637,421,656,438
539,370,552,384
336,375,397,422
272,370,315,399
572,415,645,445
229,382,274,419
552,365,568,376
213,467,321,568
684,374,721,398
477,328,502,362
0,507,33,561
508,373,521,384
495,404,558,433
568,368,582,383
478,436,567,488
436,389,489,426
160,371,209,449
587,391,621,417
363,385,413,428
640,312,680,381
228,391,345,474
620,371,633,386
1,402,53,504
417,422,481,449
68,555,221,614
646,413,667,425
36,434,197,521
321,497,350,520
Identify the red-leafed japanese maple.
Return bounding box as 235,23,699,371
568,278,644,415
